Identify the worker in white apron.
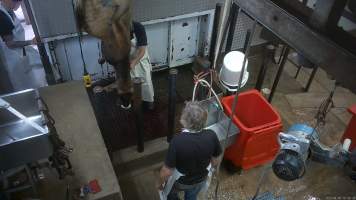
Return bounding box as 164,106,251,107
0,0,47,93
130,21,155,110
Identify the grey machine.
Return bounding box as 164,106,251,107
0,89,72,198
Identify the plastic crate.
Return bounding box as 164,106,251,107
342,105,356,151
222,89,283,170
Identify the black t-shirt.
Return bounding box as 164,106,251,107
130,21,148,47
165,129,222,185
0,10,15,38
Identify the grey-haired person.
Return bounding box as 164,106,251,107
158,101,222,200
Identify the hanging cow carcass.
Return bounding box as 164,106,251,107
75,0,133,107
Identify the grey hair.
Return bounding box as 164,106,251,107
180,101,208,132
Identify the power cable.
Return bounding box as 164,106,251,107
70,0,92,87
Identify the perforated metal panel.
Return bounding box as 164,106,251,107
132,0,220,22
233,14,266,49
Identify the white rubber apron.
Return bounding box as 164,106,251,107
159,130,214,200
159,164,213,200
0,3,46,91
130,34,154,102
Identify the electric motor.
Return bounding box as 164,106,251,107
272,124,317,181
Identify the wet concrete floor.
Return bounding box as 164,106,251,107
115,49,356,200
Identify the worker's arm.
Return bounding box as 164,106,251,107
2,34,36,49
130,46,146,69
211,156,221,168
211,133,223,169
158,164,174,190
158,139,176,190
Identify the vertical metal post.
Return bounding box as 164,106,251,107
304,66,318,92
277,45,287,65
216,2,234,59
23,0,55,84
209,3,223,64
255,45,275,91
294,65,302,79
133,78,144,152
225,3,240,52
268,47,290,102
215,23,256,200
168,69,178,142
92,87,114,156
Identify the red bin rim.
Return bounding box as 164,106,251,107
222,89,282,132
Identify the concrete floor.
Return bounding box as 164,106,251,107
114,49,356,200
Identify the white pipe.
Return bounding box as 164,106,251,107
212,0,233,69
192,79,224,110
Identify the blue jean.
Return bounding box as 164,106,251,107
167,180,206,200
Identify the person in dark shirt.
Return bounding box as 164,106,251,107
130,21,155,110
159,101,222,200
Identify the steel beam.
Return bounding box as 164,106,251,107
235,0,356,93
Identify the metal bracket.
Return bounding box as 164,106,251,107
0,98,10,109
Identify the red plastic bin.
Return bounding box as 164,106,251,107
222,89,283,170
341,105,356,151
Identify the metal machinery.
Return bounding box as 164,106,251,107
0,89,72,198
273,124,351,181
272,84,356,182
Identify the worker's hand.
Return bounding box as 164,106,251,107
98,57,106,65
130,60,136,70
31,37,38,45
156,181,164,191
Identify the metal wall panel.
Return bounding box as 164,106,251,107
132,0,220,22
30,0,220,38
30,0,264,49
29,0,77,38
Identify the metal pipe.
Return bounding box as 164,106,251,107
91,87,114,156
133,78,144,152
209,3,223,64
167,69,178,142
224,22,256,146
212,0,233,69
277,45,287,65
295,65,302,79
268,47,290,102
255,45,275,91
215,1,234,62
48,41,63,82
215,22,256,200
304,66,318,92
225,3,240,52
23,0,55,84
